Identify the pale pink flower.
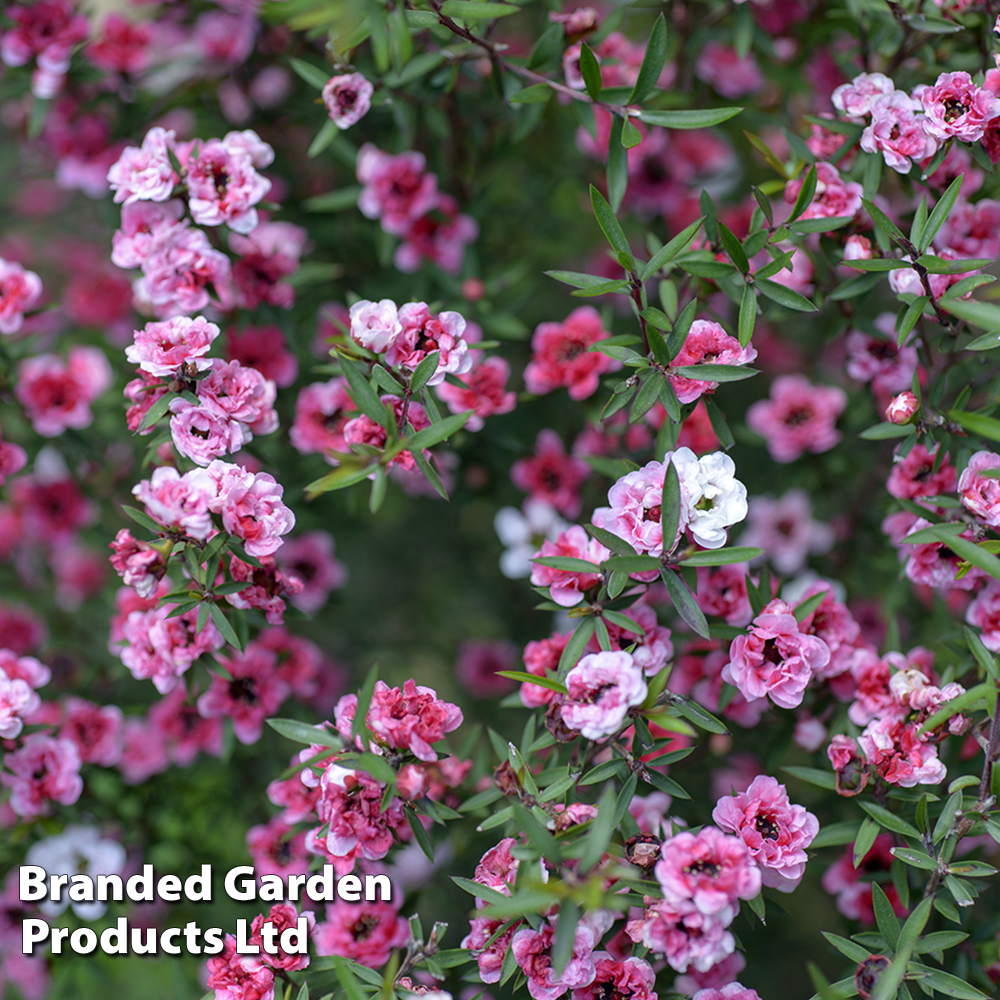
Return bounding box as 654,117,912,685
206,461,296,557
861,91,937,173
712,775,818,892
1,734,83,819
674,953,747,995
573,956,656,1000
888,249,975,301
290,378,356,457
132,466,217,539
183,137,272,234
561,650,648,741
222,130,275,169
903,517,983,591
739,489,833,575
795,582,863,680
655,826,762,915
0,670,39,739
933,198,1000,260
248,903,314,973
0,433,27,486
512,921,597,1000
959,450,1000,526
967,580,1000,652
692,985,762,1000
626,899,736,973
356,145,439,236
783,162,862,220
169,404,249,465
385,302,473,384
669,320,757,405
722,598,831,709
107,127,177,205
530,526,609,607
524,306,617,401
0,647,49,688
832,72,894,116
696,565,753,627
857,716,947,786
886,443,956,499
746,375,847,463
349,299,402,353
126,315,220,377
886,391,919,424
920,71,1000,142
463,915,519,984
0,257,42,334
314,899,408,967
15,347,112,437
322,73,374,128
843,235,873,261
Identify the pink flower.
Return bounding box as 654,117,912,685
675,953,747,995
561,651,648,741
357,145,439,236
861,91,937,173
0,257,42,334
205,934,275,1000
290,379,356,457
521,632,572,707
59,696,123,766
572,956,656,1000
722,598,831,709
669,320,757,405
15,347,112,437
0,669,40,739
694,42,764,99
886,443,956,499
739,489,833,575
655,826,761,915
626,900,736,973
385,302,473,385
696,566,753,627
463,915,519,983
246,817,310,880
275,531,347,614
307,764,407,874
530,526,610,608
314,899,408,967
225,555,303,625
746,375,847,463
886,391,919,424
692,986,762,1000
341,396,430,472
512,921,597,1000
395,194,478,275
832,72,894,116
197,644,290,744
844,235,873,261
250,903,314,972
524,306,617,401
150,687,224,765
133,466,217,539
206,461,296,557
512,430,590,519
226,325,299,388
85,14,151,74
107,127,178,205
228,220,306,311
455,639,518,697
967,580,1000,652
183,137,272,234
933,198,1000,260
322,73,374,129
126,315,221,377
902,517,982,591
857,716,947,786
349,299,402,353
0,432,27,487
959,450,1000,526
350,679,463,761
920,71,1000,143
1,734,83,819
438,356,517,431
589,603,673,677
783,162,862,220
169,403,249,465
117,717,170,785
795,582,863,680
712,775,818,892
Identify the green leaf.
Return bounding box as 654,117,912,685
781,765,837,791
409,352,441,396
862,197,907,244
915,527,1000,583
738,283,756,348
718,223,749,274
579,757,628,786
965,332,1000,351
136,391,174,433
209,603,241,650
859,801,921,840
844,258,910,272
509,83,552,104
640,217,705,280
621,118,643,149
579,787,617,871
668,697,729,735
920,175,964,252
401,410,472,452
671,364,758,382
661,456,681,561
906,964,988,999
590,185,631,263
793,590,826,623
267,718,341,748
308,119,339,158
407,807,434,860
533,555,603,573
941,274,995,301
942,297,1000,330
339,356,388,427
585,523,638,557
946,408,1000,443
822,932,871,963
916,255,992,274
629,13,667,104
547,270,624,290
305,462,377,498
289,57,331,90
921,682,991,733
890,847,937,871
551,900,581,978
933,789,963,843
897,296,929,346
121,504,165,535
756,278,817,311
602,554,662,573
788,165,818,223
637,108,743,129
558,616,596,678
965,625,999,679
352,664,380,743
607,114,629,213
304,186,363,212
580,42,602,101
527,23,564,70
439,0,519,18
787,215,854,233
660,568,710,638
871,883,900,951
676,546,763,567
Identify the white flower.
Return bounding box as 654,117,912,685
349,299,401,353
672,448,748,550
494,499,569,579
25,826,127,920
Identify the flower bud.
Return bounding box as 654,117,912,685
885,390,919,425
843,234,873,261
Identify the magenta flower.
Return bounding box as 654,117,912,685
530,526,609,608
886,443,956,500
561,650,648,741
438,356,517,431
967,580,1000,652
524,306,617,401
322,72,374,129
0,257,42,334
512,430,591,520
15,346,112,438
694,42,764,99
572,956,656,1000
314,898,407,967
58,696,124,767
693,985,762,1000
205,934,275,1000
386,302,473,385
290,378,357,457
712,775,819,892
857,716,947,786
357,145,439,236
746,374,847,463
655,826,762,915
722,598,831,709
